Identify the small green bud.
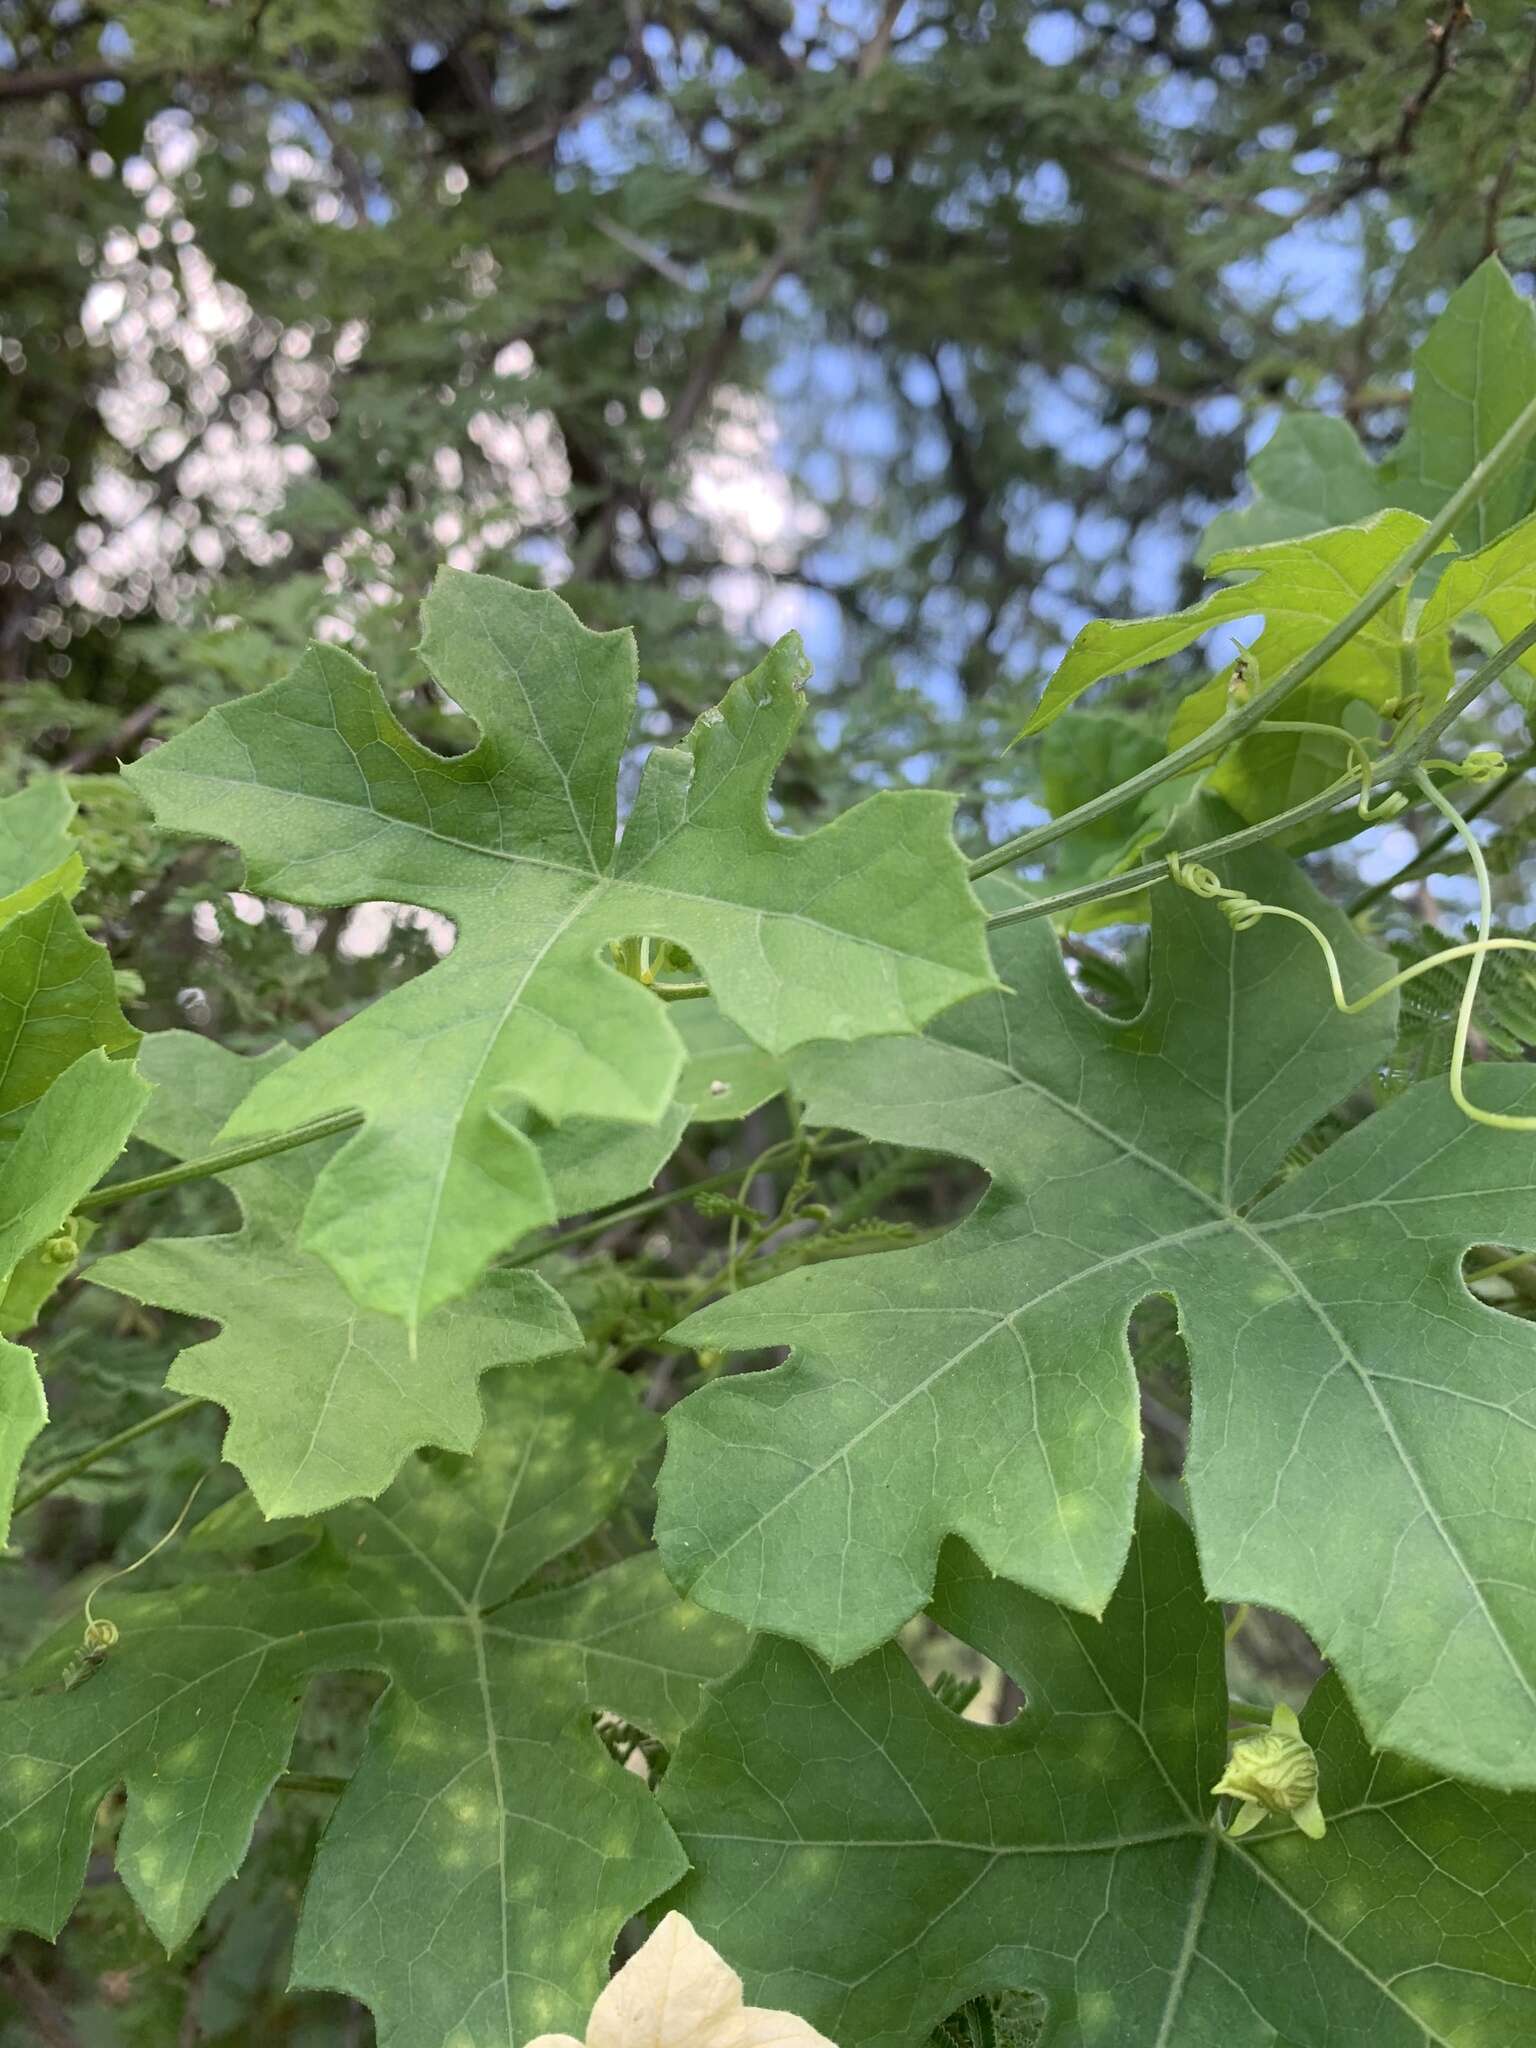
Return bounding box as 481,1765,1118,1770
1211,1702,1324,1840
1458,748,1507,784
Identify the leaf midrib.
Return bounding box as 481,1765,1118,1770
154,760,964,981
3,1598,711,1846
675,1823,1461,2044
687,1216,1231,1611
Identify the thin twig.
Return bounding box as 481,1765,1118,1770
13,1398,208,1516
592,213,700,292
0,1957,82,2048
1484,28,1536,258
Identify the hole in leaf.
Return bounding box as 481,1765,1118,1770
288,1669,387,1786
933,1990,1047,2048
902,1616,1020,1724
1224,1605,1325,1708
1130,1291,1188,1480
1464,1240,1536,1313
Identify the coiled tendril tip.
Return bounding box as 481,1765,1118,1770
1167,751,1536,1135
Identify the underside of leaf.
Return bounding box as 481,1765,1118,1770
124,571,993,1327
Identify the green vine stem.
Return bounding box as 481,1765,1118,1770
1349,739,1536,916
76,1108,364,1215
1467,1246,1536,1287
1254,720,1406,821
12,1396,207,1517
1168,763,1536,1134
1418,768,1536,1134
986,618,1536,932
82,1466,216,1638
505,1135,868,1267
985,779,1364,932
969,388,1536,881
17,1140,873,1513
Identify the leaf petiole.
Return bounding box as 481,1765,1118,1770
12,1396,208,1518
988,618,1536,931
971,390,1536,881
75,1108,364,1214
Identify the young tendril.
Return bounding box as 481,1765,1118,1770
61,1466,218,1689
1253,720,1408,822
1167,754,1536,1135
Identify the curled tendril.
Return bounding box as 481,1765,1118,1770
1164,852,1263,930
1168,752,1536,1135
1255,720,1408,822
79,1465,217,1651
1422,747,1507,786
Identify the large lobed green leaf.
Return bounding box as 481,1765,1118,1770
0,1364,747,2046
0,777,139,1139
1200,258,1536,560
660,829,1536,1785
0,776,148,1533
124,571,992,1328
89,1032,581,1516
0,1051,150,1541
664,1491,1536,2047
1016,264,1536,817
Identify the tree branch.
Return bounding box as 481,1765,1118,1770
0,62,126,103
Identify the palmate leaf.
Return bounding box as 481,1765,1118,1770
0,1051,150,1540
0,778,139,1138
124,571,992,1327
1017,508,1444,740
1022,500,1536,822
0,777,79,910
88,1032,580,1515
663,1491,1536,2048
660,830,1536,1786
0,1364,748,2046
1199,258,1536,560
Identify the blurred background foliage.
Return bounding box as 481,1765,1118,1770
5,1,1536,2039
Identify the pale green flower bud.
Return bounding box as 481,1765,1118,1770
1212,1702,1325,1841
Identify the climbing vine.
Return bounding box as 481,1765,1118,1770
6,259,1536,2045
